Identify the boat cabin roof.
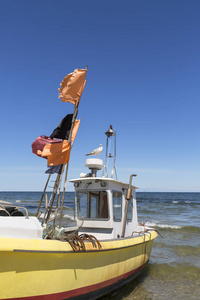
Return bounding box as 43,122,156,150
70,177,138,190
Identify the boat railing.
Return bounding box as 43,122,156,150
0,204,29,218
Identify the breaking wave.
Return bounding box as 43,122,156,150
145,222,200,233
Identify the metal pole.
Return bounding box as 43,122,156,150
121,174,137,238
42,98,79,226
58,66,88,226
42,66,88,230
44,168,64,224
36,173,51,217
59,163,69,227
59,104,79,227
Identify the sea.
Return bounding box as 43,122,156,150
0,191,199,300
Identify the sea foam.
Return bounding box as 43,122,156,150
145,222,181,230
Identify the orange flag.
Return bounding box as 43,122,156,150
58,68,87,105
71,119,80,143
47,141,71,166
37,119,80,166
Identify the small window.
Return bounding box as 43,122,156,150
90,195,98,218
127,199,133,221
77,192,88,218
113,191,122,221
99,192,108,218
77,191,109,220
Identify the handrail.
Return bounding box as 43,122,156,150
0,204,29,219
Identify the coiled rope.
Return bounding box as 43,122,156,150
56,233,102,252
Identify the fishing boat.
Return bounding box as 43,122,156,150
0,68,157,300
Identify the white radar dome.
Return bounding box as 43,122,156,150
85,158,103,170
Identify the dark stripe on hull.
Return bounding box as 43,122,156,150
6,262,148,300
69,262,147,300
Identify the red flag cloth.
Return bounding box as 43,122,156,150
32,136,62,158
58,68,87,105
37,119,80,166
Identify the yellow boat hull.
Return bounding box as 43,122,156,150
0,231,157,299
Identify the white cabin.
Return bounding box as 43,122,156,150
70,176,138,240
70,125,139,241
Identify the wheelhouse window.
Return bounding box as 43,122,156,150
77,191,109,220
113,191,122,221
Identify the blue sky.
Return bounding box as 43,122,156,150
0,0,200,192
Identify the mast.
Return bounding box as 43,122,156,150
35,67,87,234
36,173,51,217
59,103,79,227
102,125,117,179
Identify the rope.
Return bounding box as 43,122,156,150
56,233,102,252
79,233,102,249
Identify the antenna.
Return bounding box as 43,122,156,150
102,125,117,179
